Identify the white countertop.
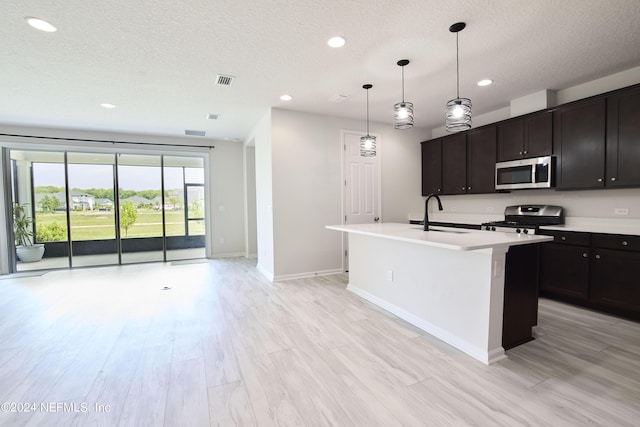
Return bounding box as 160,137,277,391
326,223,552,251
540,218,640,236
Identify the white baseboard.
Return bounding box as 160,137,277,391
211,252,246,259
245,253,258,259
273,268,344,282
347,285,505,365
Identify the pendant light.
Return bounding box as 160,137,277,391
445,22,472,132
394,59,414,129
360,84,376,157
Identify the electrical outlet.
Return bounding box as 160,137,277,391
386,270,394,282
614,208,629,216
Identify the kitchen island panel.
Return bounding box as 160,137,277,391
346,232,508,365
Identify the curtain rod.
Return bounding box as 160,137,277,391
0,133,215,150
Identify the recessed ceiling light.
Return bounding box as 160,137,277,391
25,17,57,33
100,103,116,109
477,79,493,87
327,36,346,48
280,94,292,101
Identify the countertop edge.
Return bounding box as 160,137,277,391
326,224,552,251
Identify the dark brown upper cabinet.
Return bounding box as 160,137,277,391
497,111,553,162
441,133,467,195
466,125,497,194
554,97,606,190
421,139,442,196
606,85,640,187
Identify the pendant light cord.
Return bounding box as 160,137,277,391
456,32,460,99
401,66,405,102
366,88,370,135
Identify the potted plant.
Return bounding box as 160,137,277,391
13,203,45,263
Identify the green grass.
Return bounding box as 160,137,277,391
35,209,204,241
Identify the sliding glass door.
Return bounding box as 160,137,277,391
11,150,69,271
67,152,118,267
118,154,164,264
7,148,207,273
164,156,206,261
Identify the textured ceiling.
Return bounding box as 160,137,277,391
2,0,640,143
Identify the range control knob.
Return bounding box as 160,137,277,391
491,226,496,231
523,229,529,234
485,225,491,231
516,228,521,233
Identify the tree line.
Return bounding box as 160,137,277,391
35,186,165,201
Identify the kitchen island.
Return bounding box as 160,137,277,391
326,223,553,364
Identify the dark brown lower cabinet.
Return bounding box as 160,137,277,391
591,248,640,318
503,244,540,349
539,230,640,321
539,243,590,301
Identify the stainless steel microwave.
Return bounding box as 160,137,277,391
495,156,554,190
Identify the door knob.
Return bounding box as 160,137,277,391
374,217,380,222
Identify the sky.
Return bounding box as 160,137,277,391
33,163,203,192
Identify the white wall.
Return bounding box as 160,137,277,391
249,110,275,279
243,144,257,257
208,140,246,256
269,108,430,279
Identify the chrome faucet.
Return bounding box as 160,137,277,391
423,193,443,231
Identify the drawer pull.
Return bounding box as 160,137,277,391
622,241,628,246
611,177,616,181
595,254,601,259
561,236,566,241
582,253,588,258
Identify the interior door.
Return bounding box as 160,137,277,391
342,130,381,270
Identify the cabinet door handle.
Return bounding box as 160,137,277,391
597,178,603,182
561,236,566,241
611,177,616,181
468,186,472,190
595,254,601,259
519,151,523,155
582,253,588,258
622,241,628,246
437,188,441,192
462,187,466,191
523,150,528,154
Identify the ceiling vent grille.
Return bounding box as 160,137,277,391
329,94,348,104
207,113,221,120
185,130,206,137
215,74,235,86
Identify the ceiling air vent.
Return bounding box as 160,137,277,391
215,74,235,86
185,130,206,137
207,113,221,120
329,94,348,104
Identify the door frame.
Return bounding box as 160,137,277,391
340,129,382,271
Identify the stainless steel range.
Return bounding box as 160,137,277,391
482,205,564,234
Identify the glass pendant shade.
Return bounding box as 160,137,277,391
394,59,414,129
360,84,376,157
446,22,472,132
360,135,377,157
445,97,472,131
394,101,414,129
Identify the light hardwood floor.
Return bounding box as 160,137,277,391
0,258,639,426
